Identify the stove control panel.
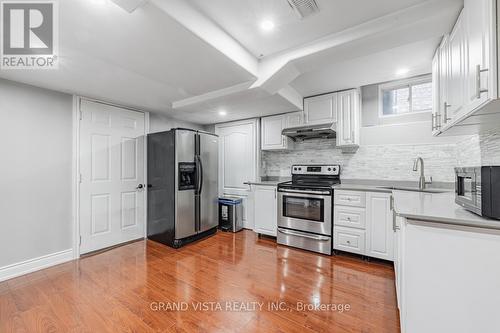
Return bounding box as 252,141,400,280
291,165,340,176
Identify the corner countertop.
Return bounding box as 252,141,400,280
393,190,500,230
245,178,290,187
332,179,499,230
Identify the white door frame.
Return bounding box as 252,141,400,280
71,96,149,259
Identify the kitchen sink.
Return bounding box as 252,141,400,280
376,186,451,194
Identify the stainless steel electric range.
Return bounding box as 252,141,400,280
277,164,340,255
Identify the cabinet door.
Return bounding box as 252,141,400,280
366,192,394,261
261,114,286,150
446,11,468,122
215,119,259,229
432,50,442,135
336,89,360,147
465,0,495,110
439,35,450,125
285,111,304,128
334,226,366,255
253,186,277,236
304,93,336,125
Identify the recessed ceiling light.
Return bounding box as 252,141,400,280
260,19,275,32
396,68,410,76
218,110,227,116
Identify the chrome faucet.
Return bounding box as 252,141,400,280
413,157,426,190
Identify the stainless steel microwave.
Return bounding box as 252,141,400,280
455,166,500,219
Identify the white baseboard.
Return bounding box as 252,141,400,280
0,249,74,282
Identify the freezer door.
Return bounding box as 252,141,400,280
198,133,219,233
175,130,197,239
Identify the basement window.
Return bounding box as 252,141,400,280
379,76,432,117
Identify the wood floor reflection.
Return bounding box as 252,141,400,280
0,230,400,332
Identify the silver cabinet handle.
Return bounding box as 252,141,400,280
476,64,489,99
432,113,441,130
391,195,399,231
281,189,330,195
443,102,451,122
278,229,330,241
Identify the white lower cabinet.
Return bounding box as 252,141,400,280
334,190,394,261
334,227,366,255
253,185,277,237
366,192,394,261
334,205,366,229
396,218,500,333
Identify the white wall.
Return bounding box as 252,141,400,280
360,80,468,146
0,79,206,276
262,78,474,182
149,112,203,133
0,78,73,268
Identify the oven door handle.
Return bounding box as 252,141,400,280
279,189,331,195
278,229,330,241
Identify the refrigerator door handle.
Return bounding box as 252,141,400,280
198,155,204,194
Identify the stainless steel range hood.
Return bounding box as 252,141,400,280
282,122,336,141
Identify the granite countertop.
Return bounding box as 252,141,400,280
393,190,500,230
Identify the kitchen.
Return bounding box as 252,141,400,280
1,0,500,332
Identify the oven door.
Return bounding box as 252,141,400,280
278,189,332,235
455,168,481,214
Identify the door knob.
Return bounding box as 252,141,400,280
136,184,144,190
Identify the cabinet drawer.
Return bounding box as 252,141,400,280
334,190,366,207
334,227,365,255
334,205,366,229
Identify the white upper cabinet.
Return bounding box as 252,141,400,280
336,89,360,148
261,113,295,150
465,0,495,109
446,10,468,122
432,49,442,135
261,114,286,150
304,93,337,125
433,0,500,135
285,111,304,128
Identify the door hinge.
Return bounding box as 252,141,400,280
79,110,83,120
79,236,82,246
79,173,83,183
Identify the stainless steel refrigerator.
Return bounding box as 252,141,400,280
147,128,219,248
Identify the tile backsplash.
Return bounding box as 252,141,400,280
262,129,500,183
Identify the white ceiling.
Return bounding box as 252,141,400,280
0,0,463,125
187,0,431,57
171,87,299,124
291,37,441,96
0,0,254,113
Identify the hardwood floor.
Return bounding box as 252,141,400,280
0,231,400,332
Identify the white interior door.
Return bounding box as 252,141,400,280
215,119,258,229
79,99,146,254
